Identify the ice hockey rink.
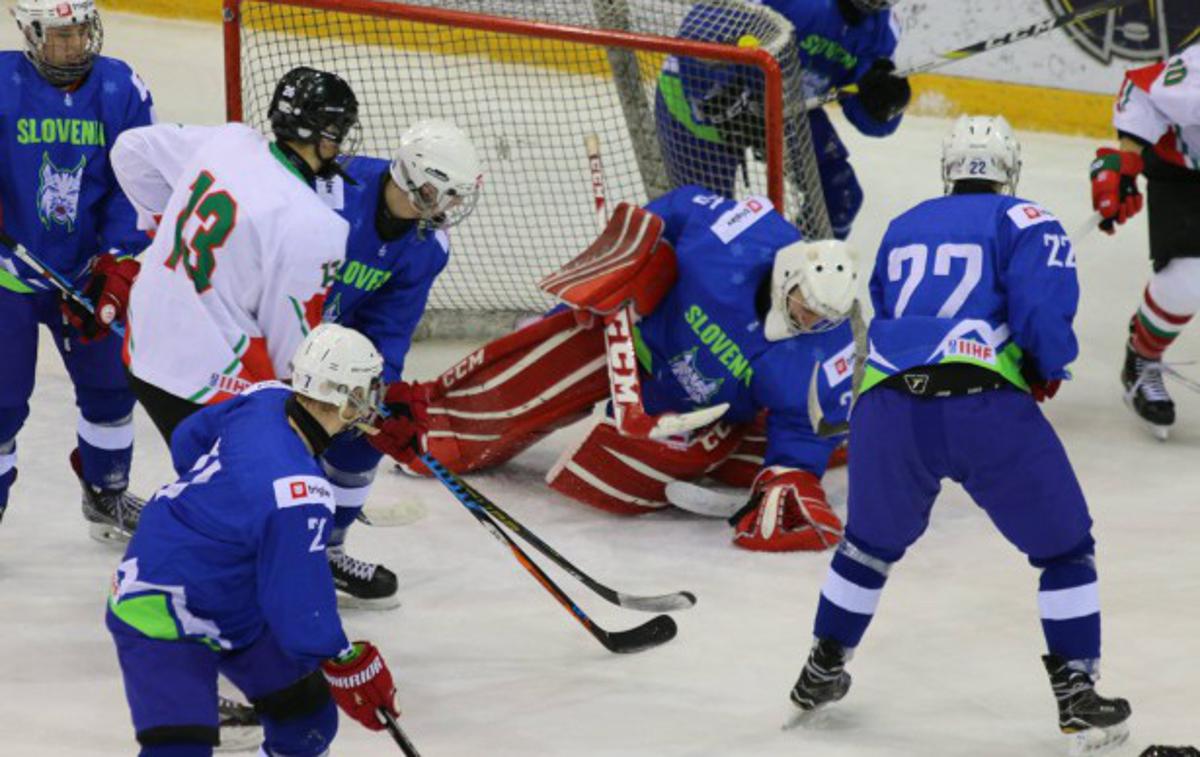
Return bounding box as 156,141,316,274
1,7,1197,757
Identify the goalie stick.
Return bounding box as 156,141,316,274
665,480,743,519
380,709,422,757
0,229,125,337
803,0,1141,111
420,453,680,654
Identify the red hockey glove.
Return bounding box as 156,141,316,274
321,641,398,732
62,253,140,342
729,467,842,552
1090,147,1144,234
1022,361,1061,403
368,382,433,465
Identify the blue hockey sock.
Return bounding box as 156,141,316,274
1032,540,1101,663
813,537,895,649
76,414,134,490
0,438,15,513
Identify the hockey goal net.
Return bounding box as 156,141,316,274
223,0,831,334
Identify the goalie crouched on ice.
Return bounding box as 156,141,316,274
370,186,858,552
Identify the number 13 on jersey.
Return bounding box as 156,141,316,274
166,170,240,294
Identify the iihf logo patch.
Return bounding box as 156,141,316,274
1045,0,1200,63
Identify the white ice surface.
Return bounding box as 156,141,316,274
0,10,1197,757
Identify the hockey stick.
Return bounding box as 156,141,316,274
0,228,125,338
803,0,1141,111
665,480,744,519
420,452,679,654
379,709,422,757
1072,211,1105,242
585,133,608,233
426,452,695,613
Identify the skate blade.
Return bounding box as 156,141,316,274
1122,396,1171,442
336,592,401,611
214,725,262,752
88,521,132,546
1065,722,1130,756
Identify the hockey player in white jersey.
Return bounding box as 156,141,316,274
112,66,357,433
1089,42,1200,439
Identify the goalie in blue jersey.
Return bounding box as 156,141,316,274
0,0,155,537
786,116,1132,754
368,185,858,553
107,324,399,757
654,0,910,239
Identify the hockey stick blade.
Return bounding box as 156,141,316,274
600,613,678,654
665,480,743,518
358,498,428,527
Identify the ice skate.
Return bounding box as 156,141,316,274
1043,655,1131,756
214,695,261,752
785,638,852,728
328,545,400,609
70,449,143,544
1122,344,1174,441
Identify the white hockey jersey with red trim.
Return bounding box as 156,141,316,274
113,123,348,404
1113,44,1200,170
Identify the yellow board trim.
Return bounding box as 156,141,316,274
101,2,1116,138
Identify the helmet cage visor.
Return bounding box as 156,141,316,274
18,11,102,85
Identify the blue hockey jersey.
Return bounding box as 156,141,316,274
0,53,154,293
863,193,1079,393
661,0,902,143
636,186,854,474
107,385,349,664
317,157,449,383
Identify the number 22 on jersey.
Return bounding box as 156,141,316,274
166,171,240,294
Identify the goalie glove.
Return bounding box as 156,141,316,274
62,252,140,342
321,641,398,732
855,59,911,123
729,467,842,552
1090,147,1144,234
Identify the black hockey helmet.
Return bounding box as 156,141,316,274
268,66,360,148
846,0,898,11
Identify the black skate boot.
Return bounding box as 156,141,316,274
70,449,143,544
788,638,852,720
1122,343,1174,441
215,694,261,752
1043,655,1131,756
328,545,399,609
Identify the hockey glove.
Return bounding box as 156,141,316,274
368,381,432,466
695,82,766,150
855,59,911,124
729,467,842,552
1021,362,1061,403
1090,147,1144,234
62,253,140,342
321,641,398,732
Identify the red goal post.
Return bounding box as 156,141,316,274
222,0,830,333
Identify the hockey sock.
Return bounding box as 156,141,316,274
812,536,896,649
76,413,133,491
1031,539,1100,664
1130,259,1200,359
0,438,15,512
320,450,380,548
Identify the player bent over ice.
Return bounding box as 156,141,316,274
372,185,858,552
313,119,483,607
788,116,1131,755
0,0,155,538
106,325,399,756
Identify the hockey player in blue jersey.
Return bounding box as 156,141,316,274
0,0,154,536
314,119,483,606
371,185,858,552
787,116,1132,754
107,324,400,756
654,0,910,238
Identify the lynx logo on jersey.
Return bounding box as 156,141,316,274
669,348,724,405
1045,0,1199,63
36,152,85,231
711,196,771,243
272,475,335,513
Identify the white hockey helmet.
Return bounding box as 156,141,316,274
11,0,103,86
764,239,858,341
389,119,484,229
290,323,384,424
941,114,1022,194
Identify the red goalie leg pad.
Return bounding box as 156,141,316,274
538,203,678,317
405,309,610,475
546,417,744,515
707,412,767,488
732,468,842,552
